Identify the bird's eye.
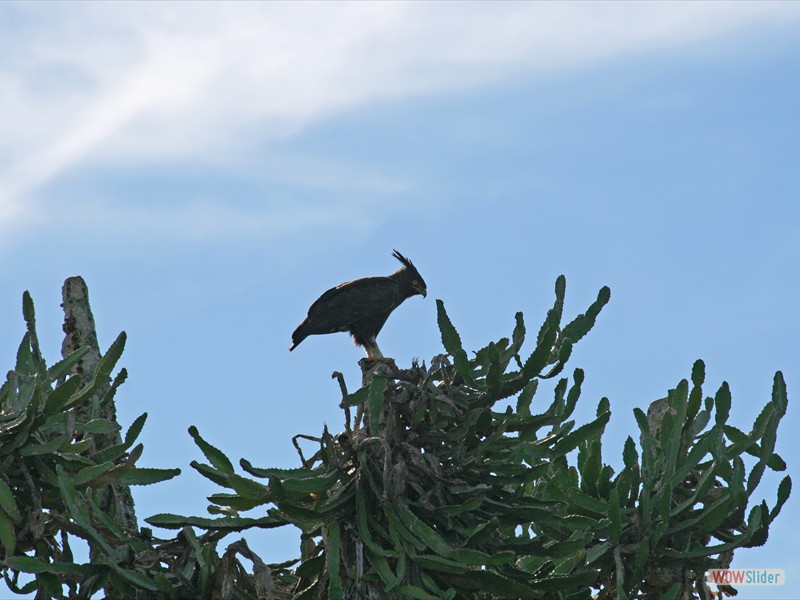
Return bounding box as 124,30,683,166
412,280,419,286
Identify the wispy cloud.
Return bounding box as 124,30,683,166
1,2,798,238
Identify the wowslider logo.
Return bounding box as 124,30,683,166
706,569,785,586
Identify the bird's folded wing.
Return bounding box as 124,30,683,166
307,276,399,323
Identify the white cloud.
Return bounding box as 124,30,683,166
0,1,798,237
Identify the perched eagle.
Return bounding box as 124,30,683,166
290,250,427,358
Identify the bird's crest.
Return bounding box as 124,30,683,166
392,249,415,270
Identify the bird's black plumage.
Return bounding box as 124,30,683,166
290,250,427,357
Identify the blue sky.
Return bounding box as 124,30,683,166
1,3,799,598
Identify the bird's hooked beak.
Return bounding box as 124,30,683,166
415,283,427,298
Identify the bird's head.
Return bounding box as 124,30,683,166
392,250,427,298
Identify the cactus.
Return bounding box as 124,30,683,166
0,277,790,599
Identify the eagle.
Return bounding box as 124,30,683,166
290,250,427,358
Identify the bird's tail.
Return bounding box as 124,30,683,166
289,324,308,351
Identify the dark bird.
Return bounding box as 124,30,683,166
290,250,427,358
